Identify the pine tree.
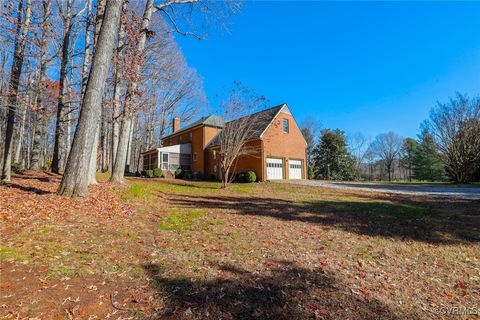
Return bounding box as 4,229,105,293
413,130,446,181
312,129,357,180
400,138,419,181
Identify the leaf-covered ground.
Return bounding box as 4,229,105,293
1,171,479,319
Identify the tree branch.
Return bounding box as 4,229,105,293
158,8,203,40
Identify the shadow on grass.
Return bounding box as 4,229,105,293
143,260,404,320
169,193,480,244
329,182,480,194
127,177,220,190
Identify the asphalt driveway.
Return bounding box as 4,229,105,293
281,180,480,200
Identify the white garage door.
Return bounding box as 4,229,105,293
266,158,284,180
289,160,303,179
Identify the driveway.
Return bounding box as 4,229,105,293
281,180,480,200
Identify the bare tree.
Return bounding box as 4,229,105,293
80,0,93,98
369,132,403,181
110,0,240,183
58,0,123,197
348,132,369,173
30,0,52,170
300,117,321,173
110,0,154,183
1,0,32,182
216,82,267,188
51,0,73,173
110,0,127,170
426,93,480,183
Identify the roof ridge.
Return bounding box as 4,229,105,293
226,103,286,124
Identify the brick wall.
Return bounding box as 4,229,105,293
262,110,307,179
206,140,263,181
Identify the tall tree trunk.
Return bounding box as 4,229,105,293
1,0,32,182
81,0,106,182
30,0,51,170
100,113,108,171
110,1,126,170
0,42,8,162
58,0,122,197
125,116,134,173
111,115,132,182
14,106,26,164
111,108,119,168
88,119,100,184
93,0,106,48
111,0,154,183
81,0,93,99
51,0,73,173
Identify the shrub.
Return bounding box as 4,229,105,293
236,172,246,182
175,168,184,178
141,170,147,177
236,171,256,183
145,170,154,178
245,171,256,183
153,168,163,178
11,163,23,173
308,165,314,180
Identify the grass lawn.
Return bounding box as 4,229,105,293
351,180,480,188
1,171,479,319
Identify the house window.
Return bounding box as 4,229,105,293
193,153,197,162
169,139,172,145
282,119,289,133
162,153,169,170
190,133,193,140
212,150,216,159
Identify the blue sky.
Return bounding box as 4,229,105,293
175,1,480,139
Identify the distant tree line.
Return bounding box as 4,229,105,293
302,93,480,183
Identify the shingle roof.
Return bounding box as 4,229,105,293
161,114,226,140
206,104,286,148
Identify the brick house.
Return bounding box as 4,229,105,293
141,104,307,180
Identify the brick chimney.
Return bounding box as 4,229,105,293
172,117,180,133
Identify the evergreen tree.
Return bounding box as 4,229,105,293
400,138,419,181
312,129,357,180
412,130,446,181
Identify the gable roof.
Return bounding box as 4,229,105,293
206,103,287,148
161,114,225,140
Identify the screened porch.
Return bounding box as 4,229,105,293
142,143,192,172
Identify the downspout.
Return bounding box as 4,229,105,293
261,139,265,181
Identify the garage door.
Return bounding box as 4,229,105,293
266,158,283,180
289,160,303,179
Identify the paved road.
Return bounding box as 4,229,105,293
281,180,480,200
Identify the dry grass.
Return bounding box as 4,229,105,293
1,172,479,319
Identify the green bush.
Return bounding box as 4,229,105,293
245,171,256,183
237,171,256,183
236,172,246,182
145,170,154,178
308,165,314,180
153,168,163,178
175,168,184,178
11,163,23,173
